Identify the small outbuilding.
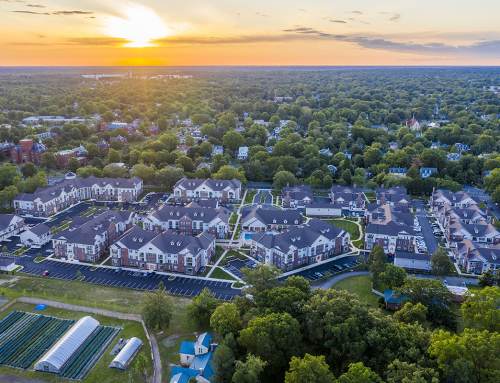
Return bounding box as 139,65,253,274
109,337,143,370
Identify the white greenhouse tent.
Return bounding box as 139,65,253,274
34,316,100,373
109,337,143,370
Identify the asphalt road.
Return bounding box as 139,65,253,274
416,215,439,254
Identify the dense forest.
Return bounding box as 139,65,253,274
0,67,499,203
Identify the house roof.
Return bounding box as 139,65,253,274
28,223,51,236
15,176,142,203
366,221,416,236
150,205,229,225
282,185,313,201
115,226,157,250
241,206,304,226
252,219,345,252
179,341,195,355
54,210,133,245
174,178,241,191
0,214,20,231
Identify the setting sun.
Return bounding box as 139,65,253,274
105,4,171,47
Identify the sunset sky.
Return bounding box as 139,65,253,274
1,0,499,66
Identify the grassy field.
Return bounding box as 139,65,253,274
328,219,360,239
332,275,379,308
0,302,152,383
244,190,257,204
1,274,155,315
210,267,237,280
364,191,376,202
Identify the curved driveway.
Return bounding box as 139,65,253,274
312,271,370,290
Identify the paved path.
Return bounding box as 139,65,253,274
207,191,246,279
9,297,162,383
312,271,370,290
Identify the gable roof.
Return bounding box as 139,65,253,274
241,207,303,226
0,214,20,231
174,178,241,191
150,205,229,225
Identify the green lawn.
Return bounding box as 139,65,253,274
328,219,360,239
229,212,238,225
364,191,376,202
210,267,237,280
0,302,153,383
0,274,161,315
244,190,257,204
332,275,379,308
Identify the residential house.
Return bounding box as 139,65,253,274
447,222,500,245
250,219,350,271
405,117,421,132
282,185,313,208
388,167,408,177
455,240,500,274
431,189,478,211
170,332,215,383
52,210,134,263
319,148,333,157
55,145,88,168
330,185,366,217
447,153,461,161
240,207,304,232
365,204,419,255
237,146,249,160
376,187,410,207
142,204,230,239
110,226,215,275
173,178,242,202
0,214,25,241
10,139,46,165
420,167,438,179
454,143,470,153
20,223,51,248
211,145,223,156
14,174,142,217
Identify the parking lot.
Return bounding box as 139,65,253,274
282,255,360,281
11,257,242,301
223,257,258,279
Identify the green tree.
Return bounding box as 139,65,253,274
394,302,428,325
0,164,18,189
430,247,454,275
284,354,335,383
131,164,156,184
40,152,57,170
210,303,242,338
379,264,407,289
429,328,500,383
238,312,302,377
386,360,439,383
222,130,245,153
273,170,298,190
337,362,383,383
213,165,246,182
400,278,455,329
142,281,173,331
242,264,281,296
369,245,387,286
212,343,236,383
461,286,500,332
231,354,266,383
108,148,121,163
21,162,36,177
187,288,220,329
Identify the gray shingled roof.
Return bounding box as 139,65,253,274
28,223,50,236
0,214,19,231
174,178,241,191
241,207,303,226
116,226,158,250
252,219,344,252
151,205,229,224
15,176,142,203
54,210,133,245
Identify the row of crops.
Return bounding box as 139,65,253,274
0,311,74,369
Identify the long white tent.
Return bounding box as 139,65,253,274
34,316,99,373
109,337,143,370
